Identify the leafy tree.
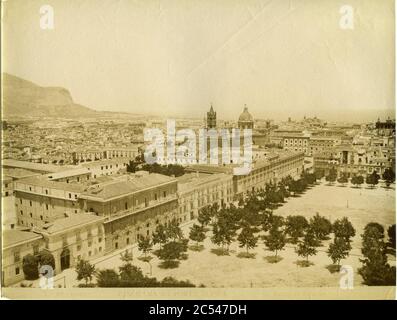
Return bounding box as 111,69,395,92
309,213,332,242
327,237,352,268
288,179,307,194
22,254,39,280
314,169,325,181
96,269,120,287
140,163,185,177
189,224,206,247
237,224,258,254
366,172,380,188
166,220,183,241
337,174,349,186
325,167,337,184
332,217,356,240
126,160,142,173
382,168,395,187
198,206,212,227
161,277,195,287
152,224,168,250
358,223,396,285
302,172,316,185
138,236,152,258
285,215,309,244
211,211,237,252
158,240,188,267
120,250,133,263
296,229,318,262
264,225,286,257
118,263,157,287
351,175,364,188
38,250,55,270
211,223,224,248
364,222,384,236
277,182,290,199
261,210,275,232
75,259,96,285
387,224,396,250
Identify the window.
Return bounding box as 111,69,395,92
77,245,81,251
20,199,22,204
163,191,166,197
29,201,32,207
69,193,72,199
125,202,128,210
14,251,20,263
33,245,39,255
40,215,43,220
46,204,49,210
126,238,130,245
20,210,23,216
30,213,33,218
115,242,118,249
45,190,48,195
15,267,20,275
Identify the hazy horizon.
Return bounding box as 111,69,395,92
2,0,395,122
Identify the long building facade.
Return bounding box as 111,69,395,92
78,172,179,253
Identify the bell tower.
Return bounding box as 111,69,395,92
206,104,217,129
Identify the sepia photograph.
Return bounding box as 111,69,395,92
1,0,396,302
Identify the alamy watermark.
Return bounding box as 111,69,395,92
39,5,54,30
143,120,253,175
339,265,354,290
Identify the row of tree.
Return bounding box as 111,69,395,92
192,202,358,268
137,220,189,268
324,168,395,188
126,159,185,177
76,252,195,287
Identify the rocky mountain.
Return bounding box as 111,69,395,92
2,73,98,118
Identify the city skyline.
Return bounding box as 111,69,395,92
3,0,395,121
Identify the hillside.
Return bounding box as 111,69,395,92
2,73,98,118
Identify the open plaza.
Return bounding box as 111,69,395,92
11,181,394,289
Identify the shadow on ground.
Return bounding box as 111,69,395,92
264,255,283,263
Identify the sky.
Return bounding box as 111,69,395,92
2,0,395,121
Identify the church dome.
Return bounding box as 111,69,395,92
238,106,253,122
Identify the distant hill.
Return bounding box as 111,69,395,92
2,73,98,118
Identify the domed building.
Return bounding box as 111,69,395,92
238,105,254,130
